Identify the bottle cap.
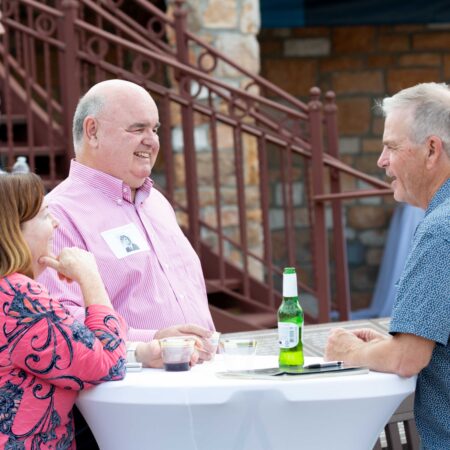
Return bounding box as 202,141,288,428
12,156,30,174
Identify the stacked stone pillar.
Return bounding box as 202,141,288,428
166,0,264,278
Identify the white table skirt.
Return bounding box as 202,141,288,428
77,356,416,450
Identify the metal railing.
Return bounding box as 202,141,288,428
0,0,392,328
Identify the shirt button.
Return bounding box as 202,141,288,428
116,198,123,205
179,294,184,300
165,263,169,269
123,187,128,193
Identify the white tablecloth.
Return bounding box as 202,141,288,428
77,356,416,450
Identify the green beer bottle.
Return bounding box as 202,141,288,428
278,267,304,368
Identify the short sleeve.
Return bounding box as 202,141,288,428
390,233,450,346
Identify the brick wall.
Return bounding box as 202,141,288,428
260,24,450,310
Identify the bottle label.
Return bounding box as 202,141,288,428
282,272,298,297
278,322,299,348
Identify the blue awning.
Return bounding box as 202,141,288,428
261,0,450,28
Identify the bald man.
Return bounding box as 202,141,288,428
38,80,215,368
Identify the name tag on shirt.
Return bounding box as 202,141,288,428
101,223,150,259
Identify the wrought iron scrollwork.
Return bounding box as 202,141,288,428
131,55,156,79
228,92,253,119
242,80,259,96
197,50,218,74
85,36,109,60
3,0,18,18
35,13,57,37
146,16,166,39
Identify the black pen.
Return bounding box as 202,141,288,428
304,361,343,369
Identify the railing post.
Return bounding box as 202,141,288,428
173,0,200,251
308,87,331,323
324,91,351,321
173,0,190,66
58,0,79,172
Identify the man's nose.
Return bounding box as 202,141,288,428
377,148,388,168
142,130,158,146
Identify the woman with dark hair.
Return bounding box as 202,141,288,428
0,173,127,449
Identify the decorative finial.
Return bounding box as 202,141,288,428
324,91,337,112
308,87,322,111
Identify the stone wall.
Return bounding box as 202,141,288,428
178,0,260,82
166,0,264,278
259,23,450,310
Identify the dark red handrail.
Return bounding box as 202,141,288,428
0,0,392,327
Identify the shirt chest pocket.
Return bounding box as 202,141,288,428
169,234,203,287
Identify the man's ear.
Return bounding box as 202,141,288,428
84,116,98,147
426,135,443,169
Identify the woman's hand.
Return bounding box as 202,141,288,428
39,248,112,308
39,247,100,285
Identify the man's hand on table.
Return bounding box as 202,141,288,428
325,327,434,377
324,328,368,365
135,340,200,369
153,324,215,362
348,328,388,343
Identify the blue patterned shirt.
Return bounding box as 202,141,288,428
390,178,450,450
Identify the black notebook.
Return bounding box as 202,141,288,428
216,365,368,380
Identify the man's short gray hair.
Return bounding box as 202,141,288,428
378,82,450,156
72,94,105,152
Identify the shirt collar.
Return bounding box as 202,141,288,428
426,177,450,216
68,159,153,204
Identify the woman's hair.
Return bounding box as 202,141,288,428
0,173,45,278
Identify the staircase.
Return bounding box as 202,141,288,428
0,0,391,332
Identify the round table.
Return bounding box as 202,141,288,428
77,356,416,450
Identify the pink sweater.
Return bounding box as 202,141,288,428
0,273,127,449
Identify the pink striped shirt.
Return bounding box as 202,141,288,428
38,160,214,341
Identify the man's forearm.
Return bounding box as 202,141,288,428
127,327,157,343
350,337,403,374
348,334,434,378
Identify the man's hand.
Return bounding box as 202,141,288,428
135,340,200,369
324,328,366,365
324,327,432,377
349,328,387,343
154,324,214,362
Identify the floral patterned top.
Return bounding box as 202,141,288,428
0,273,127,450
